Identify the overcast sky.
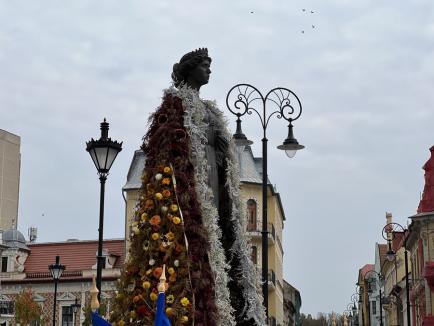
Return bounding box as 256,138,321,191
1,0,433,316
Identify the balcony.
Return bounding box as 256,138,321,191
246,223,275,245
268,269,276,290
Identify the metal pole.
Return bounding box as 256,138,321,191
404,243,411,326
53,280,58,326
379,286,383,326
96,175,107,306
262,136,268,321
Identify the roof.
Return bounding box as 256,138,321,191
2,229,28,250
378,243,388,268
123,150,145,190
24,239,125,275
358,264,374,282
417,145,434,213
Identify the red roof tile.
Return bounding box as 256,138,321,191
418,146,434,213
24,239,125,274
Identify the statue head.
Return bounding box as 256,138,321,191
172,48,212,90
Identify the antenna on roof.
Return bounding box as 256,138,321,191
28,227,37,243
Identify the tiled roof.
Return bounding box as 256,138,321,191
378,243,388,268
359,264,374,281
24,239,125,274
418,146,434,213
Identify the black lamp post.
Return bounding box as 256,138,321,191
86,119,122,306
382,222,411,326
226,84,304,319
364,270,384,326
71,298,81,325
49,255,65,326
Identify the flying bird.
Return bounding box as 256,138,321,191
312,25,315,28
250,11,254,13
311,10,314,13
302,9,306,12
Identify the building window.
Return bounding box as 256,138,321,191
1,257,7,272
372,301,377,315
247,199,257,231
62,306,73,326
0,300,14,314
251,246,257,264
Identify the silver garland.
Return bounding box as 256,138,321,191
165,85,266,326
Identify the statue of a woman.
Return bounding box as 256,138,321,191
111,49,265,326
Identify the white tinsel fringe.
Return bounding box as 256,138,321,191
165,85,266,326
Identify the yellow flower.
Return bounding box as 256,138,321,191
166,307,172,315
118,320,125,326
141,212,148,221
142,281,150,289
163,166,171,173
181,316,189,323
151,233,160,240
168,267,175,275
150,292,158,301
166,294,175,304
172,216,181,225
155,193,163,200
180,297,190,307
166,232,174,241
170,204,178,212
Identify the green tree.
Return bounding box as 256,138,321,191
14,288,42,326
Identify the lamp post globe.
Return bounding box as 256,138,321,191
86,119,122,308
49,255,65,326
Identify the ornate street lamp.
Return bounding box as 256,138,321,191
364,270,384,326
226,84,304,318
49,255,65,326
71,298,81,324
382,222,411,326
86,119,122,306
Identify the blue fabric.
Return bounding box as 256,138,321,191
92,312,112,326
154,292,171,326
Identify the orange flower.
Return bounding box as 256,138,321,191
162,189,171,198
144,199,154,210
150,215,161,226
169,274,177,283
153,267,163,278
175,243,183,253
162,178,171,185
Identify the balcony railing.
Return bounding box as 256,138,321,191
246,223,275,245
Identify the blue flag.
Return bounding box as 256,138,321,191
92,312,112,326
154,292,171,326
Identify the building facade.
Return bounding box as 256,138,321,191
0,230,124,326
0,130,20,231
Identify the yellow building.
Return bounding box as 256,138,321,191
122,146,287,325
0,129,21,231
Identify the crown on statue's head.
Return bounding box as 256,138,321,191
179,48,209,63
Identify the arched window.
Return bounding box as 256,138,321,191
246,199,257,231
251,246,257,265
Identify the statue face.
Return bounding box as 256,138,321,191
187,59,211,88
